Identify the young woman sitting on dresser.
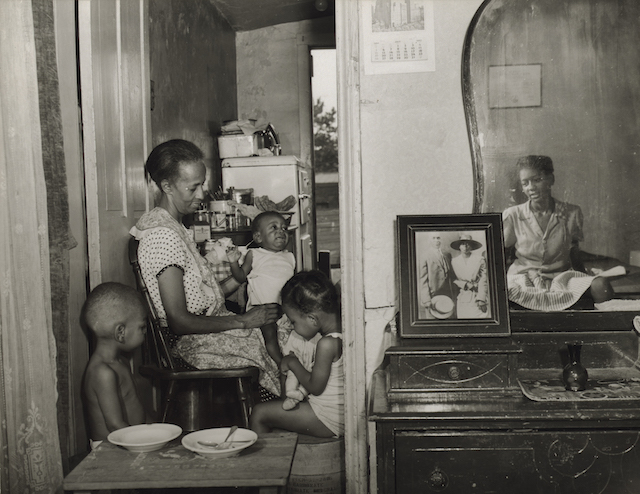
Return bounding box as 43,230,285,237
502,155,616,311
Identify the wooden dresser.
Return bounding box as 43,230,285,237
369,331,640,493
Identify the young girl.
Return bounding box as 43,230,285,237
250,270,344,438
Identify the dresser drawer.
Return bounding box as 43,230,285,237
394,430,640,494
388,352,514,392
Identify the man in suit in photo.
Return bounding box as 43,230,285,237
419,232,455,319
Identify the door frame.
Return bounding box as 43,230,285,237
336,1,368,492
296,31,335,271
298,18,368,492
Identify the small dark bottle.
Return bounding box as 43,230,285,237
562,343,588,391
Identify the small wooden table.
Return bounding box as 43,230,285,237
63,432,298,493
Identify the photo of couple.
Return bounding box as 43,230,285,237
416,230,490,321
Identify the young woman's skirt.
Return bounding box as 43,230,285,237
507,270,594,311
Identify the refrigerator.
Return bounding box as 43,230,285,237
221,155,314,272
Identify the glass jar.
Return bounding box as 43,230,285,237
191,208,211,243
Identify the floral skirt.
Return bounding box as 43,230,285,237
175,316,292,396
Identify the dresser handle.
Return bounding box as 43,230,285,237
428,467,448,491
448,365,461,380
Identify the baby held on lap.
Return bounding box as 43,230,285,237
204,237,238,266
203,237,247,317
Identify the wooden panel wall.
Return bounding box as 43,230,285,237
148,0,237,193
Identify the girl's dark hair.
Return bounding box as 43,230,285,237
145,139,204,188
516,155,554,175
281,270,340,315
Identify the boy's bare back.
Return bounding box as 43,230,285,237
81,282,149,442
83,353,146,441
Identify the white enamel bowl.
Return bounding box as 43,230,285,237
182,427,258,459
107,423,182,453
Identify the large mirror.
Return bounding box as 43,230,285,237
463,0,640,331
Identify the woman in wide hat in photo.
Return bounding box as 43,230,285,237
450,234,490,319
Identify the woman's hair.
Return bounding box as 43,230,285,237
281,270,340,316
516,155,554,175
145,139,204,188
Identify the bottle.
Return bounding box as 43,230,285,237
191,207,211,243
236,208,247,229
562,343,588,391
226,213,237,231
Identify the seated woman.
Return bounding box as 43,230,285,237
130,139,282,397
503,155,613,311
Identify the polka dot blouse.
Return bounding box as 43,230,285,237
138,227,218,322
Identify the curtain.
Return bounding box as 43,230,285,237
31,0,77,474
0,0,65,492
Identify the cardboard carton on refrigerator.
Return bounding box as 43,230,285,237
218,134,259,158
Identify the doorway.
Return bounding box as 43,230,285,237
311,48,340,279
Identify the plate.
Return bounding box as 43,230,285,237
107,423,182,452
182,427,258,459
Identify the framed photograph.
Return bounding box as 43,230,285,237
397,214,510,338
488,64,542,109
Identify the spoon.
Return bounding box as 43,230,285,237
197,426,240,449
197,439,251,449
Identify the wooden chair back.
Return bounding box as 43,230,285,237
128,237,188,370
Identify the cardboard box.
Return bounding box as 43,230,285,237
218,134,259,158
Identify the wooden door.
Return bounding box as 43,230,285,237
78,0,151,289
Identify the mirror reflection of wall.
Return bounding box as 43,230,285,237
466,0,640,265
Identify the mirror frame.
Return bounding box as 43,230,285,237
461,0,637,333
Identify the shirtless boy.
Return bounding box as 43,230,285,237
81,282,150,447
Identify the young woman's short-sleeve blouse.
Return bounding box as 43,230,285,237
502,199,583,276
138,227,217,321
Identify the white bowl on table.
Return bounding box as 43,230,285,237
182,427,258,459
107,423,182,453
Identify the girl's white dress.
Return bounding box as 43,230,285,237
308,333,344,437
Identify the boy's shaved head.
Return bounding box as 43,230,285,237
82,282,146,337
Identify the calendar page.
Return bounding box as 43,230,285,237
362,0,436,75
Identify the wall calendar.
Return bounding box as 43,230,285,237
362,0,436,75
